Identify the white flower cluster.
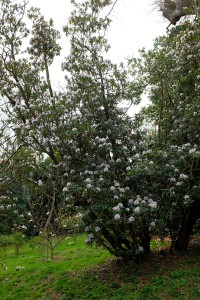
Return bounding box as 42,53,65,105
85,233,94,244
114,213,120,220
112,195,157,223
179,173,188,180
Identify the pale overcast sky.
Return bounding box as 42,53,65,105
28,0,167,70
28,0,168,112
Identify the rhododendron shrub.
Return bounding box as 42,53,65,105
59,0,160,259
133,12,200,251
63,120,159,258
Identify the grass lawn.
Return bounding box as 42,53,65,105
0,234,199,300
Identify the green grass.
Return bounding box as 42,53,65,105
0,234,199,300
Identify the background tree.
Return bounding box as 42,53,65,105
133,12,200,251
0,0,70,238
0,0,62,162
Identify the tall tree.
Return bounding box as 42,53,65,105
59,0,159,260
134,13,200,251
0,0,70,238
0,0,61,162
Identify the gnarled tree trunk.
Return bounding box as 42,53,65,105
174,199,200,251
159,0,196,25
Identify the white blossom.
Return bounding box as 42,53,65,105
21,225,27,230
37,179,43,186
114,214,120,220
179,173,188,180
89,233,94,239
128,199,134,204
134,207,140,213
148,201,157,209
170,177,176,182
189,148,196,154
95,226,101,232
138,246,144,252
134,199,140,205
176,181,182,186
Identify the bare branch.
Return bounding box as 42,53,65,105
0,262,7,270
107,0,118,18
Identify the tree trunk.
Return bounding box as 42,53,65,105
174,201,200,251
15,244,19,255
159,0,195,25
50,248,54,260
141,223,151,253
